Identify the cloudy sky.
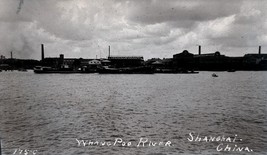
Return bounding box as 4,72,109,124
0,0,267,59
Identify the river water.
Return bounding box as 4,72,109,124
0,71,266,155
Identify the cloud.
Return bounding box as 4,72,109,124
0,0,267,59
126,0,241,26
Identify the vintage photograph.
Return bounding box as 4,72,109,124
0,0,266,154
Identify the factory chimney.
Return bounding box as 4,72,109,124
198,45,201,55
41,44,45,61
10,51,13,59
108,45,111,58
259,46,261,55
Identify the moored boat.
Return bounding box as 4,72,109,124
99,66,154,74
34,66,83,74
212,73,218,77
155,69,199,74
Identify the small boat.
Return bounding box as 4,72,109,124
212,73,218,77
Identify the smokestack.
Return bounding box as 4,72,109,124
198,45,201,55
41,44,44,61
59,54,64,60
10,51,13,59
59,54,64,66
259,46,261,55
108,46,110,58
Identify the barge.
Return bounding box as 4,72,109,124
34,66,83,74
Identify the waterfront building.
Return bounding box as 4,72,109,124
173,50,195,70
108,56,144,67
194,51,228,71
32,44,267,71
162,58,173,69
243,54,267,70
0,64,11,70
226,57,243,70
87,59,101,70
100,59,111,67
151,60,164,69
42,57,62,68
0,55,6,60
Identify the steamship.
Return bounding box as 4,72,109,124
98,66,154,74
34,66,84,74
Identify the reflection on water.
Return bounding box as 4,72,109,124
0,71,267,155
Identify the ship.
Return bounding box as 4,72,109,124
98,66,154,74
154,68,199,74
34,66,83,74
